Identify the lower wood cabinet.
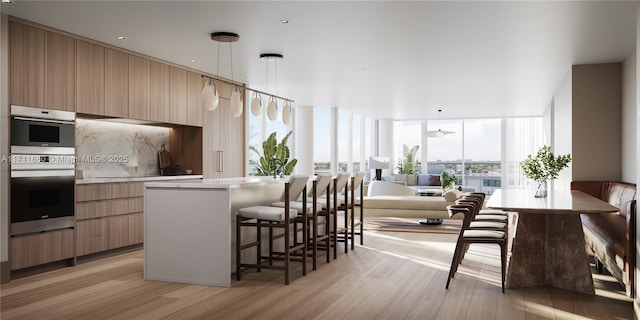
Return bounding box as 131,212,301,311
76,182,144,256
10,229,74,270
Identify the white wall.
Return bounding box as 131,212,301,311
1,13,9,266
623,51,637,183
552,69,573,190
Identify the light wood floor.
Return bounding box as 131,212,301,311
0,230,633,320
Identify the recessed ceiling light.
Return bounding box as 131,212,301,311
280,20,289,24
191,59,197,63
2,0,14,3
116,36,127,40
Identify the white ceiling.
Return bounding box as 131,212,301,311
2,1,637,120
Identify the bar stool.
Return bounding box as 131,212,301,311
276,173,333,269
330,173,351,258
236,175,309,285
346,172,366,249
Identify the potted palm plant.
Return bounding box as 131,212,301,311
396,144,420,174
249,131,298,178
520,145,571,198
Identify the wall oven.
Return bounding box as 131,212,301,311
10,105,76,236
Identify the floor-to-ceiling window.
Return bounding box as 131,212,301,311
425,120,463,178
393,121,422,174
463,119,501,194
247,101,291,176
337,109,351,172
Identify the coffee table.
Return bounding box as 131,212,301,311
417,188,444,224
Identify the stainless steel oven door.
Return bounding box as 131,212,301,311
10,170,75,236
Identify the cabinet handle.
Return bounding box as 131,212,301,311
217,150,223,172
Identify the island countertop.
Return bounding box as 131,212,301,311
144,176,285,189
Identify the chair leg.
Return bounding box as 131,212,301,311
350,208,355,250
359,204,364,246
333,210,338,259
447,237,464,289
268,224,274,266
500,242,506,293
236,217,242,281
256,219,261,273
325,215,331,263
344,209,349,254
302,215,307,276
312,215,318,270
284,222,290,285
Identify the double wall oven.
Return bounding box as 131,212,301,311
10,105,76,237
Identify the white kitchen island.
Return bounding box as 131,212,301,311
143,177,285,287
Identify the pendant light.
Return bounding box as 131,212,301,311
267,96,278,121
260,53,287,122
282,101,292,125
202,77,218,111
205,32,243,118
250,92,262,116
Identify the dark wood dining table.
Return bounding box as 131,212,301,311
486,189,620,295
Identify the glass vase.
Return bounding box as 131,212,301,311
535,180,548,198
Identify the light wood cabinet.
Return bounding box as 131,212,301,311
169,66,187,125
76,182,145,256
128,55,150,120
204,81,245,178
76,40,104,115
186,71,203,127
149,61,170,122
44,31,75,111
10,21,45,107
10,229,74,270
104,48,129,117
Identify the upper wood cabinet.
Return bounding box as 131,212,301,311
76,40,104,115
186,71,203,127
104,48,128,117
169,66,187,125
44,31,75,111
149,61,170,123
128,55,150,120
10,21,45,108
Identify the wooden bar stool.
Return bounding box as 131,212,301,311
346,172,366,249
330,173,351,258
236,175,309,285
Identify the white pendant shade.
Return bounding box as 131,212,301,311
230,90,243,117
267,100,278,121
282,102,292,125
202,83,219,111
250,96,262,116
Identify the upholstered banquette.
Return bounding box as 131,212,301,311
571,181,637,295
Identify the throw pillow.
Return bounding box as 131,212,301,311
443,189,464,202
406,175,417,186
381,175,394,182
428,174,441,186
417,175,431,186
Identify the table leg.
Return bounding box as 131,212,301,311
507,212,595,295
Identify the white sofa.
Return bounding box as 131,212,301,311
363,181,464,219
381,174,477,194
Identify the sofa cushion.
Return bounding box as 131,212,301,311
429,175,441,186
406,175,418,186
581,212,627,269
442,189,463,202
367,181,415,197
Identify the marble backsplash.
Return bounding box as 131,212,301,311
76,119,170,178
